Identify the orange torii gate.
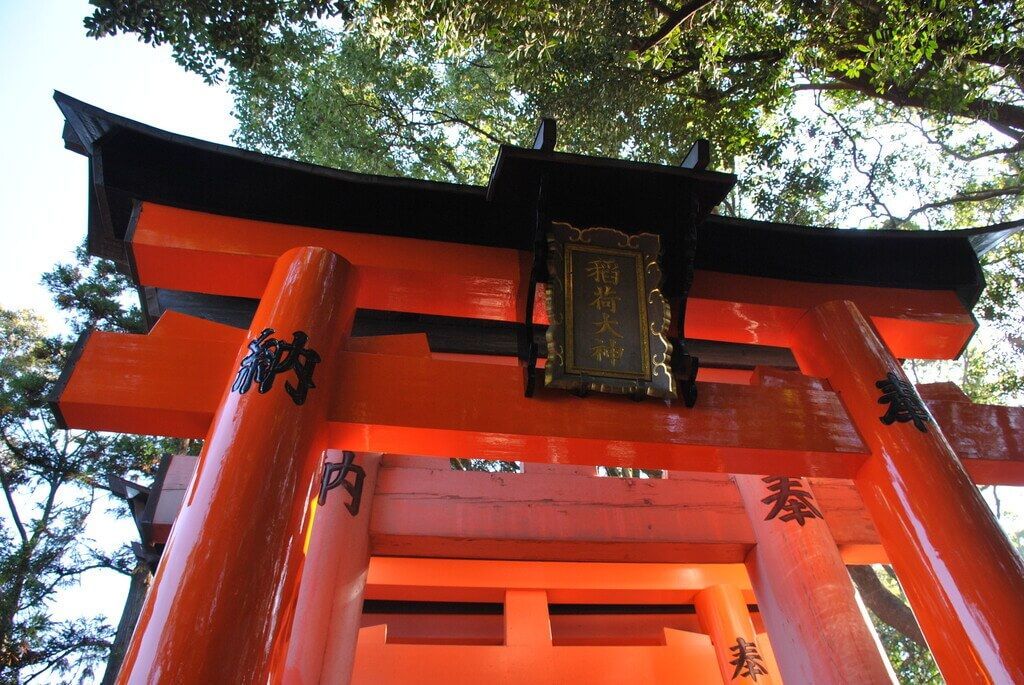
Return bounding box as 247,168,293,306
50,92,1024,684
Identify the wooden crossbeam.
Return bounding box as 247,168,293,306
130,203,975,359
53,313,1024,481
369,459,883,564
116,455,886,564
54,314,867,476
351,624,722,684
365,557,755,603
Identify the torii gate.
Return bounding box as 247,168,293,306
51,92,1024,684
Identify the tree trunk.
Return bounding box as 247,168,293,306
848,565,925,646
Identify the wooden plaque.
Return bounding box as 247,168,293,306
544,223,675,399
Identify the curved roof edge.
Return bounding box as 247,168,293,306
55,91,1018,311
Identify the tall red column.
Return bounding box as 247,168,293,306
791,300,1024,684
283,452,382,685
694,584,775,685
118,247,357,684
735,474,893,684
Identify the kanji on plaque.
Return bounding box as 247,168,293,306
544,222,675,399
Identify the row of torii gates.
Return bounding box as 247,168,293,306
52,93,1024,684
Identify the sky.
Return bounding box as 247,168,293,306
0,0,234,333
0,1,235,679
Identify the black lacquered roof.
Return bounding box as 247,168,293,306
56,91,1021,310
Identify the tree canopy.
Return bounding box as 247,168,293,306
87,0,1024,228
0,248,187,684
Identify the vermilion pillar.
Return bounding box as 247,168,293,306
791,300,1024,684
694,584,774,685
734,474,894,684
118,247,357,684
283,452,382,684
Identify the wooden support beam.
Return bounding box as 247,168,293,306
129,203,976,358
364,557,756,604
54,315,1024,482
351,559,756,683
327,346,867,473
285,453,381,685
504,590,552,645
54,315,870,476
370,459,884,563
736,474,894,684
794,299,1024,683
695,584,775,685
110,454,893,564
115,247,358,684
349,625,722,684
361,611,710,647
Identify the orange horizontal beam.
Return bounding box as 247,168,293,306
55,313,240,438
351,625,722,684
130,203,975,358
55,314,1024,482
369,460,886,564
326,346,867,476
121,453,892,564
57,320,868,477
361,613,727,648
365,557,755,604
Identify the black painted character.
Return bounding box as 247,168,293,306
232,328,321,405
761,475,823,526
319,451,366,516
876,371,931,432
729,637,769,681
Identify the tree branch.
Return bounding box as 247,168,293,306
901,184,1024,223
653,48,786,83
904,113,1024,162
849,565,926,646
633,0,719,54
814,95,897,223
967,45,1024,72
646,0,676,17
0,463,28,543
793,77,1024,141
30,477,62,549
410,108,507,145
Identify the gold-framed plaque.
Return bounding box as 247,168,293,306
544,222,676,399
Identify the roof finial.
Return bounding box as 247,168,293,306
681,139,710,170
532,118,557,152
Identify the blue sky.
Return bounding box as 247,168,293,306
0,1,236,675
0,0,234,331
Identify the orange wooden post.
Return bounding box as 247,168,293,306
694,584,774,685
791,300,1024,684
283,452,382,685
117,247,357,684
504,590,552,646
734,474,893,684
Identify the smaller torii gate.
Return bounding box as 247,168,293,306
50,92,1024,684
